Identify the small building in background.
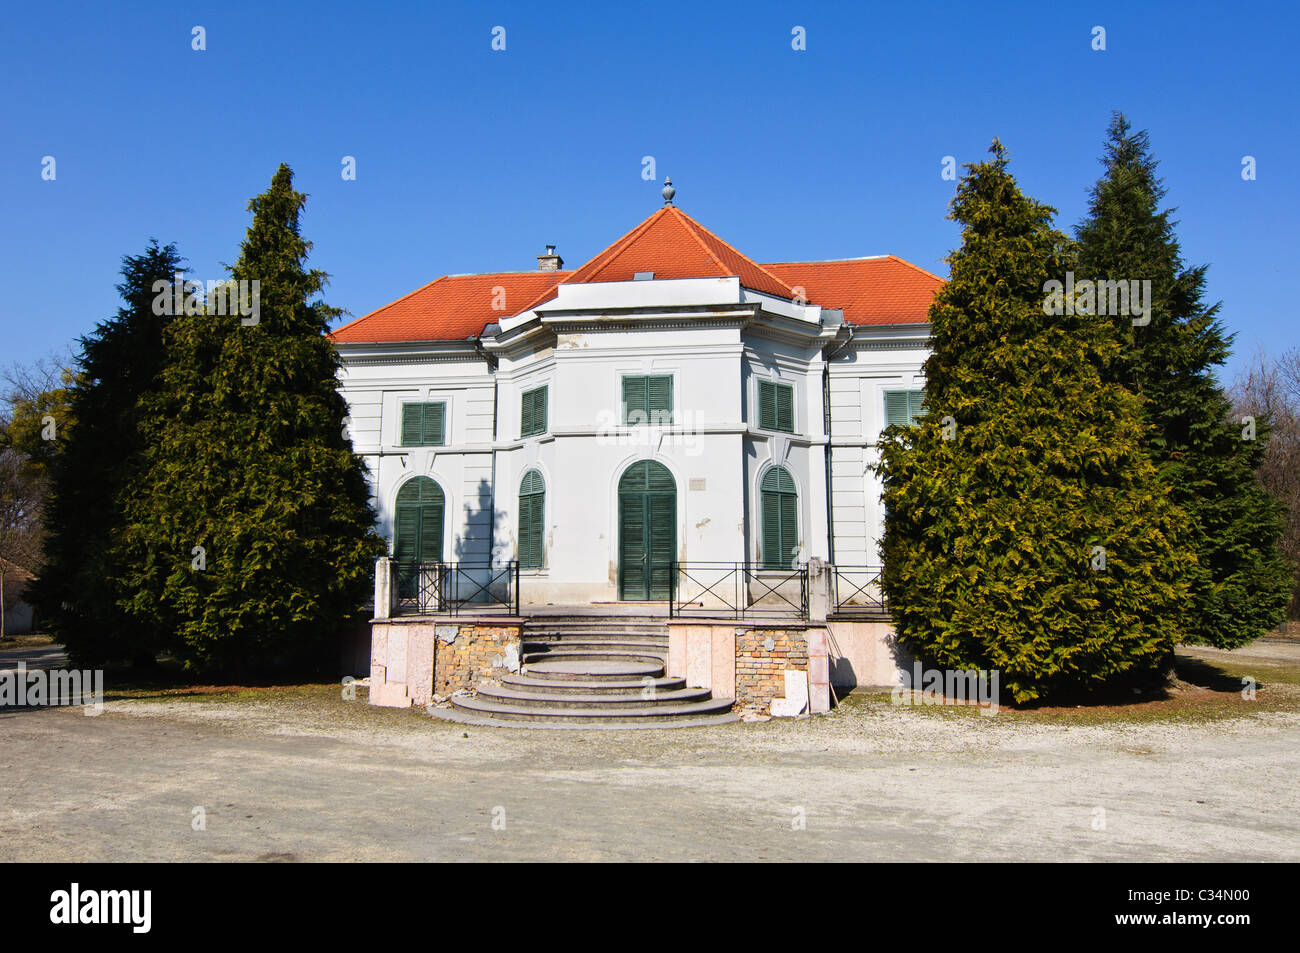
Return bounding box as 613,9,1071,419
0,557,35,636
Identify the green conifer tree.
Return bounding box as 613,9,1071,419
117,166,383,672
30,241,183,665
879,141,1193,703
1076,114,1292,648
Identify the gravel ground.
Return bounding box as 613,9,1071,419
1,640,1297,862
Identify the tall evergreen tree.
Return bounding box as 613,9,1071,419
116,165,383,672
1076,114,1292,648
878,141,1193,703
29,241,184,665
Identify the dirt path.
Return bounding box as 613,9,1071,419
2,662,1297,861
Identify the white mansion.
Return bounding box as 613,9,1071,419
334,185,940,608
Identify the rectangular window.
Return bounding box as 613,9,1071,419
757,380,794,433
883,389,925,428
622,374,673,425
400,401,446,446
521,385,548,438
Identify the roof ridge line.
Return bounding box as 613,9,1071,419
763,255,890,265
509,206,670,312
885,254,945,283
442,269,574,278
679,210,797,298
571,206,671,281
510,208,672,316
670,207,735,279
331,274,450,336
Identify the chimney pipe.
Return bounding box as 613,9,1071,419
537,245,563,271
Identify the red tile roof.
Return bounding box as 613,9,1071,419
332,208,943,343
554,206,795,298
331,271,571,343
763,256,943,326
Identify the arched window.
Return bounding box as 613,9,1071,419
518,469,545,569
760,467,798,570
393,477,445,565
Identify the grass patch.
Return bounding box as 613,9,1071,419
839,641,1300,727
0,632,57,650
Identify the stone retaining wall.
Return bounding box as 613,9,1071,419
667,622,831,716
369,617,523,708
736,627,811,712
433,623,521,696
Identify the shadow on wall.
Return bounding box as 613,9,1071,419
449,477,514,605
454,477,508,565
827,623,913,692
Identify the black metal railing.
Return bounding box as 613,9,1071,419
394,561,520,616
669,561,809,621
830,565,887,616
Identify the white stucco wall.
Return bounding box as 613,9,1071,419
336,279,928,605
825,329,930,568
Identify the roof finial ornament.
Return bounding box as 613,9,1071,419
661,177,675,206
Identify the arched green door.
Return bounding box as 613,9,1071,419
394,477,445,566
618,461,676,600
760,466,799,569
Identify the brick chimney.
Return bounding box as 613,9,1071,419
536,244,564,271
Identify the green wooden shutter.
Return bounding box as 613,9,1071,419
402,402,446,445
647,493,675,599
758,380,776,430
424,402,446,445
620,493,646,597
401,403,422,446
520,469,544,495
909,389,925,423
521,387,547,437
394,477,444,563
518,469,545,568
762,466,796,495
779,493,798,568
517,496,539,568
761,490,782,569
775,383,794,433
760,467,798,569
529,495,544,567
647,375,672,424
520,391,534,438
646,462,675,492
394,503,419,564
622,376,647,424
534,386,547,434
419,497,444,562
758,382,793,432
884,391,910,427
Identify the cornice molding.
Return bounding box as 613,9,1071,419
341,352,487,366
848,337,930,351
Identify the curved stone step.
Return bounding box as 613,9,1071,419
522,633,669,645
524,659,665,680
475,684,714,709
522,649,665,666
500,673,686,695
427,706,739,731
523,617,666,628
522,640,668,656
449,693,736,724
525,621,667,630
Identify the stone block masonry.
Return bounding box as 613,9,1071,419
667,621,831,716
369,618,523,708
433,623,521,696
736,628,810,714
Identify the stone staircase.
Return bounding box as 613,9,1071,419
440,616,738,729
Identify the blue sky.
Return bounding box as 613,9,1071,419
3,0,1296,382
